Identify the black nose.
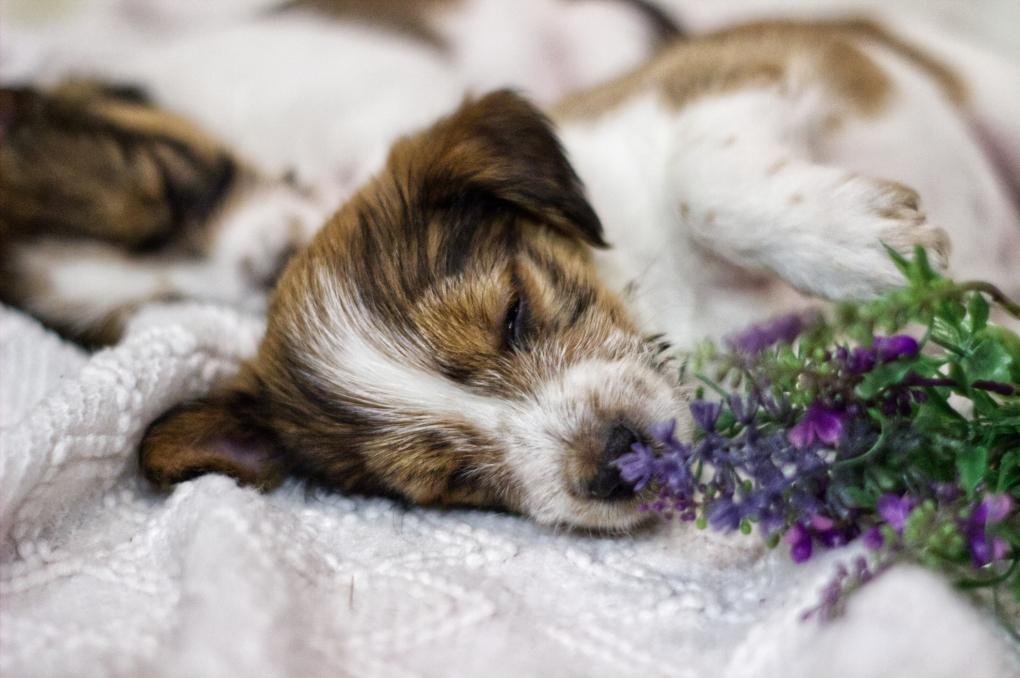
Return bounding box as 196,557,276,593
587,423,640,501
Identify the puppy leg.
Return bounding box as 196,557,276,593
4,180,326,345
669,89,950,300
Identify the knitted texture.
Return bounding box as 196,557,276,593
1,303,1018,677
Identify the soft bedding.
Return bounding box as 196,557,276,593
2,302,1018,677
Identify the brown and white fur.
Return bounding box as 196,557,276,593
3,7,1020,529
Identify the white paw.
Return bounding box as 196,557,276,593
802,176,951,300
212,181,330,292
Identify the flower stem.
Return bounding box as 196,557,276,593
834,419,889,469
956,556,1019,590
959,281,1020,319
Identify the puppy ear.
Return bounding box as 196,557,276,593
415,90,608,248
139,380,289,490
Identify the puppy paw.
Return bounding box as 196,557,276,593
804,176,951,300
212,181,330,292
870,179,951,271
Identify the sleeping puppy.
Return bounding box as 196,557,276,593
137,19,1019,529
6,18,1020,528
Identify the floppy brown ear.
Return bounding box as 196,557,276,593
139,382,290,490
415,90,608,248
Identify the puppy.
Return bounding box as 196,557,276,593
136,19,1019,530
4,16,1019,528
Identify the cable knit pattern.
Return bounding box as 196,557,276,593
1,302,1018,678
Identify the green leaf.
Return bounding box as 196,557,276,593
910,244,938,283
931,317,962,349
980,326,1020,382
968,293,990,333
840,486,877,509
961,338,1013,384
998,450,1020,494
854,359,917,400
866,466,902,493
938,299,967,325
957,445,988,496
884,243,912,278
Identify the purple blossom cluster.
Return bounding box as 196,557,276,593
625,262,1020,616
616,313,1019,571
864,492,1016,568
615,391,854,550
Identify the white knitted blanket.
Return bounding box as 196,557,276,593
2,302,1019,677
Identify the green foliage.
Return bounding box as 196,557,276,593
689,245,1020,611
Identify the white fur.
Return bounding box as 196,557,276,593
305,272,505,432
822,39,1020,299
561,41,1020,347
435,0,657,105
504,356,685,528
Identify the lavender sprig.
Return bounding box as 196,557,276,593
616,246,1020,618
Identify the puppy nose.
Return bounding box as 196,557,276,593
587,423,640,501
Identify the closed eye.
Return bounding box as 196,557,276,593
502,293,527,351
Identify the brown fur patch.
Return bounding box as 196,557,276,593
0,81,244,345
140,377,291,490
0,81,236,250
553,19,966,122
279,0,459,46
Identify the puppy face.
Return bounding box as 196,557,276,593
141,91,688,529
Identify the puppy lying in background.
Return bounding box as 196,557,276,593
3,12,1019,529
0,80,330,344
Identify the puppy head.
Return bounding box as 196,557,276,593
141,91,688,529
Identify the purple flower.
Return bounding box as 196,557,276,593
808,514,855,548
810,514,834,531
706,498,743,532
728,392,759,426
876,494,913,533
690,401,722,433
649,418,677,444
980,494,1015,523
966,528,1009,568
784,522,813,563
843,346,877,374
612,442,656,491
862,527,884,550
963,494,1016,567
725,313,808,356
874,335,919,363
654,447,694,494
992,537,1011,562
787,402,847,449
